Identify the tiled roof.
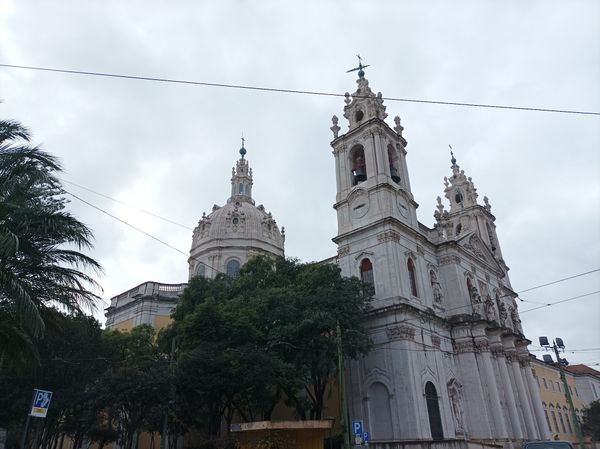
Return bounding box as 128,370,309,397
564,364,600,377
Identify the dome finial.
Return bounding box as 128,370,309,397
239,135,247,158
346,54,370,79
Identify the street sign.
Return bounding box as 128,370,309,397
352,420,363,435
30,389,52,418
363,431,369,442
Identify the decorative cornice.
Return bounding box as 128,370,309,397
490,345,504,358
386,325,416,341
453,340,474,354
378,230,401,243
473,339,490,353
439,255,461,266
338,246,350,258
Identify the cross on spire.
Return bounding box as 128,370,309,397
346,54,370,79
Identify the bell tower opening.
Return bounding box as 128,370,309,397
388,144,401,184
350,145,367,185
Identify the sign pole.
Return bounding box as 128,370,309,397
19,390,37,449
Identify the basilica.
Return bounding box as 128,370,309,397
105,69,550,445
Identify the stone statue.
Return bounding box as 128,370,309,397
498,301,508,325
469,283,482,314
447,380,465,434
484,295,495,320
430,270,443,304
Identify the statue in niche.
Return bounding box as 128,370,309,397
447,380,465,435
430,270,443,304
469,282,482,314
498,301,508,325
484,295,495,321
510,306,521,327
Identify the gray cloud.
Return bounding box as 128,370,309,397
1,0,599,365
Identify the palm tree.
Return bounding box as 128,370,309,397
0,119,102,366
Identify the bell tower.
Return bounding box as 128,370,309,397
434,151,505,262
331,63,421,306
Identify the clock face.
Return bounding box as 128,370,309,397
397,198,409,218
349,189,369,219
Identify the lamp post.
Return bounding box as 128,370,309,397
337,322,350,449
539,336,585,448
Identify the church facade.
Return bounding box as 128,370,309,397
105,71,550,445
331,71,549,443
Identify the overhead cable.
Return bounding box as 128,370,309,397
1,63,599,116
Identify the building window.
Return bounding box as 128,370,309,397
226,259,241,278
558,410,566,433
543,378,548,389
425,382,444,440
564,408,573,433
407,258,418,297
550,409,558,433
556,382,561,392
360,258,375,295
195,262,205,278
543,404,551,433
593,383,598,398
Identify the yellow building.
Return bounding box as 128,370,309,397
531,357,584,442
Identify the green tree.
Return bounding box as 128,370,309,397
0,119,102,364
164,256,371,438
582,399,600,440
0,309,109,449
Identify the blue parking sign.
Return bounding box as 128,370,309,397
30,389,53,418
363,431,369,442
352,420,363,435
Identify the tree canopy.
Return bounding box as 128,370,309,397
161,256,371,438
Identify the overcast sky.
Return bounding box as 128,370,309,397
1,0,599,366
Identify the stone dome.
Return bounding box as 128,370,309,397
188,147,285,279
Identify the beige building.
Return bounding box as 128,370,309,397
530,357,594,442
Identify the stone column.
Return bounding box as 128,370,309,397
474,334,509,438
452,325,492,438
490,338,524,439
504,338,537,439
518,346,551,439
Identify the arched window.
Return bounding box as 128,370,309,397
407,258,418,297
238,182,244,194
455,223,462,235
226,259,240,278
388,145,400,184
564,407,573,433
195,262,206,278
350,146,367,185
558,409,566,433
360,258,375,295
543,403,551,432
425,382,443,439
549,405,558,433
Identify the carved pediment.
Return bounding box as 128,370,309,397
457,232,503,274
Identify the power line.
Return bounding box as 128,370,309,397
517,269,600,294
520,290,600,314
65,190,224,276
1,63,599,116
61,178,193,230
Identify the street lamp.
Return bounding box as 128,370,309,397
539,336,585,448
